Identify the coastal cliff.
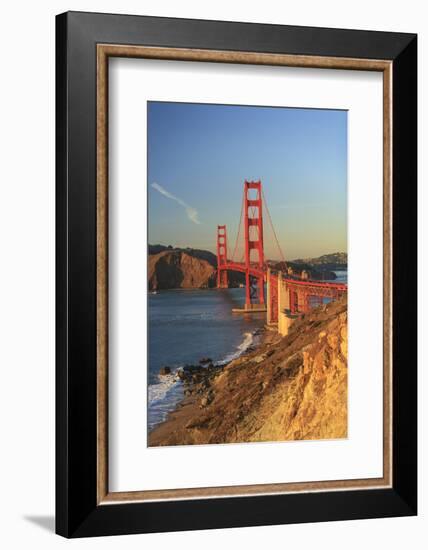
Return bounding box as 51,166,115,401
149,250,216,290
148,245,245,290
149,296,347,445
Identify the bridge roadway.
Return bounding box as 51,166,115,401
221,261,347,297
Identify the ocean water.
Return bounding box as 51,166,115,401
332,270,348,283
148,288,265,431
318,270,348,306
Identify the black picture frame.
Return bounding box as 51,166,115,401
56,11,417,538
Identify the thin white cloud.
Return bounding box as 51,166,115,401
151,182,201,224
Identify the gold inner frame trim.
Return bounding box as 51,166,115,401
96,44,393,505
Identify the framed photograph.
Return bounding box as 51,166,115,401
56,11,417,537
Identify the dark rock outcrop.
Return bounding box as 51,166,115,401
159,366,171,375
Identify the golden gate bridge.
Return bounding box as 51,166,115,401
216,180,347,333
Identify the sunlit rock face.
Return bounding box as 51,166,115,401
148,250,216,290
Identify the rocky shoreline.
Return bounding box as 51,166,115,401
152,327,266,415
148,296,347,447
148,327,279,446
165,328,270,407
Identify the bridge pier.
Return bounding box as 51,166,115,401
266,268,275,324
277,273,297,336
267,270,295,333
297,290,306,313
278,311,298,336
290,289,298,314
278,272,290,312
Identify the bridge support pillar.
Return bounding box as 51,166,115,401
297,292,309,313
277,273,295,335
289,290,297,314
245,271,251,308
278,273,290,313
278,311,296,337
266,268,279,325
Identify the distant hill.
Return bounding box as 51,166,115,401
268,260,337,281
293,252,347,271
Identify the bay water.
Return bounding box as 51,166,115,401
148,288,265,430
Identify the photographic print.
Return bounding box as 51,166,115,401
147,101,348,447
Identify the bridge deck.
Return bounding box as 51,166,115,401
218,261,347,293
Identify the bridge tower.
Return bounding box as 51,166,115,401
244,180,265,308
216,225,229,288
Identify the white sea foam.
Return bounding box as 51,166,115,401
148,372,179,404
147,370,184,430
219,331,254,364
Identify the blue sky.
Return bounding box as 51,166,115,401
148,101,347,260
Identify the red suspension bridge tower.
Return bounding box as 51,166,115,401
216,224,228,288
215,179,347,320
243,180,265,309
216,180,267,310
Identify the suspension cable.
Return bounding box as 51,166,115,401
262,188,286,267
231,191,245,262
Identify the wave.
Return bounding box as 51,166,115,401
147,370,183,431
152,312,220,324
148,372,180,404
218,331,254,364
